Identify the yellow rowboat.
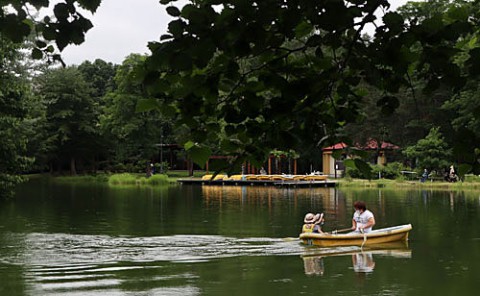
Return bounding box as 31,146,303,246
299,224,412,247
201,174,213,180
304,175,328,181
223,175,244,181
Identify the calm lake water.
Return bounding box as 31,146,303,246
1,178,480,295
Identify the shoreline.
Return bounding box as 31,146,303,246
337,178,480,191
25,173,480,191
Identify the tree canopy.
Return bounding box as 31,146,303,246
2,0,480,194
137,0,480,173
403,127,452,172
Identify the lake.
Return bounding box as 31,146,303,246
1,177,480,295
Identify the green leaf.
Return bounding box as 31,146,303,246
332,150,344,160
30,0,50,10
53,3,69,20
2,14,31,43
457,164,472,178
46,45,55,53
343,159,356,169
42,26,56,41
188,145,212,168
354,159,372,179
160,34,173,40
184,141,195,150
166,6,181,17
136,99,160,113
168,19,185,37
78,0,102,13
32,48,43,59
446,6,468,22
349,148,369,159
383,12,404,33
35,40,47,48
295,20,313,38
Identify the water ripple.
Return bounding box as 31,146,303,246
1,232,304,267
0,232,305,295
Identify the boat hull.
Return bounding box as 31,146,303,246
299,224,412,247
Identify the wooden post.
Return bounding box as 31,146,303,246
268,157,272,175
294,159,297,175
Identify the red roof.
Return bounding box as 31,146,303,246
322,142,348,151
322,140,399,151
363,139,400,150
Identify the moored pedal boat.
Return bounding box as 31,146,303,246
299,224,412,247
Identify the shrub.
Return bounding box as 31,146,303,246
108,173,137,186
147,174,169,185
345,161,407,180
110,163,126,173
464,174,480,183
108,173,170,186
373,162,408,179
154,162,169,174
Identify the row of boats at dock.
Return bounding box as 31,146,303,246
201,174,329,182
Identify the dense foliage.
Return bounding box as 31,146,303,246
403,127,452,173
0,39,34,198
136,0,480,174
3,0,480,197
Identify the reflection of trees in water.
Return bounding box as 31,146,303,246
201,186,349,223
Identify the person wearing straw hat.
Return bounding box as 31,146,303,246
302,213,325,233
313,213,325,233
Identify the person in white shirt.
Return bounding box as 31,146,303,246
351,201,375,233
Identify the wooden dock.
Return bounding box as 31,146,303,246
177,178,337,188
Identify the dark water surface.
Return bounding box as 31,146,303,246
1,178,480,295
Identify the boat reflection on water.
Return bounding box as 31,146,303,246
352,252,375,273
303,255,325,276
301,242,411,276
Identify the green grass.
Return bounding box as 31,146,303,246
36,170,204,186
108,173,173,187
167,170,205,179
48,174,109,183
337,177,480,191
108,173,138,186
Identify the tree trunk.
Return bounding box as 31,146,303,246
92,156,97,174
188,159,194,177
70,157,77,176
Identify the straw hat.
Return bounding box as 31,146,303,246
304,213,316,223
314,213,324,224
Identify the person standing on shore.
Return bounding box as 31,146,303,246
351,201,375,233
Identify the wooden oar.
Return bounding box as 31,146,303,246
329,228,353,234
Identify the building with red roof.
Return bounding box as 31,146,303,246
322,140,400,177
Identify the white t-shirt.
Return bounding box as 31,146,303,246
353,209,374,233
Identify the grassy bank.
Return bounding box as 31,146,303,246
338,178,480,191
31,170,205,187
108,173,170,186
